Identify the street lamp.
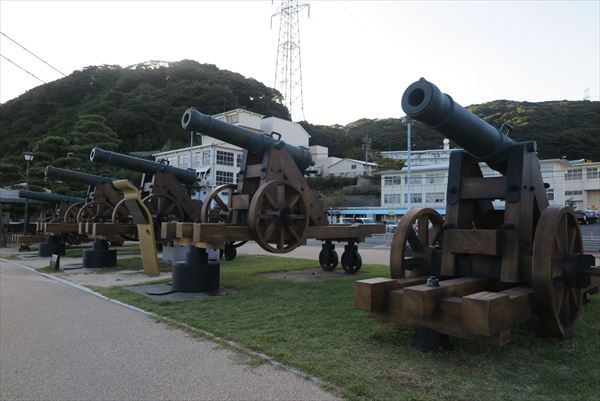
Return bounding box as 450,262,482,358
20,151,34,251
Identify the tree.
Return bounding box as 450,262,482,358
372,153,405,172
67,114,121,158
0,163,22,187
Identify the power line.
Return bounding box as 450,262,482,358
0,54,46,84
0,31,65,76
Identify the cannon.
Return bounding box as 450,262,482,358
90,147,204,237
44,165,128,267
169,108,384,273
355,78,599,348
18,190,86,256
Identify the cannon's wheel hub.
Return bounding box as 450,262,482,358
532,206,586,338
248,179,309,253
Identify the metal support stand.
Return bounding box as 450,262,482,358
82,239,117,269
39,236,66,257
319,241,338,271
172,247,220,293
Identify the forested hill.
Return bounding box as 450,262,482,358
302,100,600,162
0,60,290,163
1,59,599,170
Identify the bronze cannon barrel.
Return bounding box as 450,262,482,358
18,190,85,204
90,147,197,186
45,165,114,186
181,108,313,172
401,78,515,163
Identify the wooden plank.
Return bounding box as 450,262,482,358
355,278,399,312
193,223,252,243
462,291,510,336
44,223,78,235
403,277,489,319
161,222,177,241
444,229,502,256
231,194,250,210
91,223,137,236
244,164,263,178
461,177,506,199
307,224,385,240
176,222,194,239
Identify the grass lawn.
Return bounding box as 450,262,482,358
64,244,141,258
37,256,171,274
94,255,599,401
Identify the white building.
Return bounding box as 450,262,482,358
308,145,377,177
381,139,452,167
380,158,600,214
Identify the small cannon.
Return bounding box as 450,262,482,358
356,78,599,348
175,108,384,272
44,165,127,267
17,190,86,255
90,147,203,235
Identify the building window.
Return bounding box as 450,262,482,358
425,192,445,203
216,150,234,166
236,154,242,167
351,164,357,170
426,174,444,184
215,170,234,185
178,154,189,168
384,194,401,204
546,188,554,201
564,190,583,197
384,175,402,185
404,193,422,204
404,175,422,185
565,169,582,180
202,151,210,166
587,167,599,179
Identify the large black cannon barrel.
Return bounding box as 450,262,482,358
90,147,197,186
401,78,515,163
181,108,313,171
45,165,114,186
18,190,85,204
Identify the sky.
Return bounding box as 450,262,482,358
0,0,598,126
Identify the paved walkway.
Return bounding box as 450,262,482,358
0,260,339,401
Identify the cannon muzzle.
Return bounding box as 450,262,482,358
401,78,515,164
181,108,313,171
18,190,85,204
45,165,114,186
90,147,197,186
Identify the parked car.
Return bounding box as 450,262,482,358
575,210,587,224
386,222,398,233
584,209,598,224
354,217,376,224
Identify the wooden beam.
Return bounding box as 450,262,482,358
443,229,502,256
461,177,506,199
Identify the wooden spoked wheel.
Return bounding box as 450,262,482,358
532,206,584,338
76,201,114,223
248,179,309,253
200,183,237,223
143,194,184,226
63,202,84,224
390,208,444,279
110,199,139,241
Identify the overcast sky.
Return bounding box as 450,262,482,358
1,1,598,125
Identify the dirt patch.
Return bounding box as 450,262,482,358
55,269,171,288
261,268,351,282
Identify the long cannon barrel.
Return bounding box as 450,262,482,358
18,190,85,204
401,78,515,163
45,165,115,186
181,108,313,171
90,147,197,186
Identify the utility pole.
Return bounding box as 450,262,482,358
403,117,413,211
272,0,310,122
362,134,372,176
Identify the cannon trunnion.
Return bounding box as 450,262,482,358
356,79,598,347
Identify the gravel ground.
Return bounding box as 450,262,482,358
0,259,339,401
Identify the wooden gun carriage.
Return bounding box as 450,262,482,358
16,190,85,255
356,79,599,347
161,108,384,273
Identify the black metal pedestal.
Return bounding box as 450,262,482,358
83,239,117,269
412,327,453,352
39,236,66,257
172,247,220,293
